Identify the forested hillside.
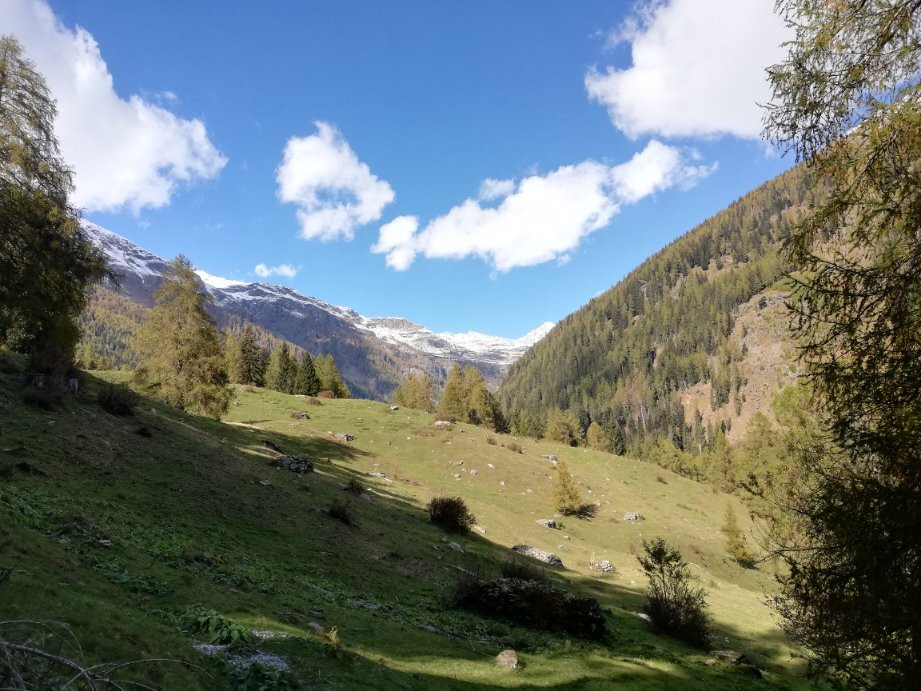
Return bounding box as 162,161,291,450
499,165,813,453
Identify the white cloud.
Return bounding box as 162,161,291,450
372,140,713,272
585,0,790,139
1,0,227,212
254,263,299,279
276,121,395,241
478,178,516,201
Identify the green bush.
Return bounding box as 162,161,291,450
179,606,254,647
499,557,547,583
227,662,298,691
427,496,475,533
638,538,711,649
97,383,138,416
327,499,355,526
454,576,606,640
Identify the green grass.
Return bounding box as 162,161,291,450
0,364,813,688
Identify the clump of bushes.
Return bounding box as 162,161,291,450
504,442,523,453
637,537,711,649
306,396,323,406
179,605,254,647
327,499,355,526
454,575,606,640
485,435,498,446
227,662,297,690
97,383,138,416
343,477,364,494
427,496,475,532
316,390,335,399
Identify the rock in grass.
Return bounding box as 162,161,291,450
496,649,518,669
536,519,558,529
512,544,562,566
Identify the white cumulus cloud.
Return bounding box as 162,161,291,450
478,178,516,201
1,0,227,212
276,121,395,241
585,0,790,139
254,263,299,279
372,141,713,272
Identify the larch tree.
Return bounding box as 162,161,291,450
0,36,106,381
764,0,921,684
392,373,435,412
552,459,584,516
134,256,231,419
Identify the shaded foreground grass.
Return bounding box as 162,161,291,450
0,364,814,688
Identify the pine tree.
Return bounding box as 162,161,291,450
722,505,754,567
545,409,580,446
134,256,231,419
238,326,267,386
266,343,296,393
314,354,350,398
436,364,467,421
392,373,435,412
586,421,611,452
294,351,320,396
0,36,106,380
223,329,243,384
552,460,583,516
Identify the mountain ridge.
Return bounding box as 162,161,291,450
81,222,552,399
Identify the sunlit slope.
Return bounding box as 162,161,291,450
1,368,810,688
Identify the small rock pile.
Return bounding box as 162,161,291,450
272,455,314,473
512,544,563,566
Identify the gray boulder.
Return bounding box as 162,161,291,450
512,544,562,566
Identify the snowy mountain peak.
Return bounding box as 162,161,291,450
82,221,554,371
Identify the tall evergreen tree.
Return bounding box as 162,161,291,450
238,325,268,386
436,364,467,421
764,1,921,684
314,354,350,398
294,351,320,396
0,36,106,380
134,256,231,419
223,329,243,384
266,343,296,393
552,460,584,516
392,373,435,412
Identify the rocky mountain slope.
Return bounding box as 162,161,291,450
82,223,552,400
499,164,810,450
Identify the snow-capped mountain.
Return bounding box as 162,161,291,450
83,222,553,399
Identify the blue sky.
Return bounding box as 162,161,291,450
5,0,792,337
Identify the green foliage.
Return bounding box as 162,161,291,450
238,325,270,386
454,576,606,640
224,329,244,384
586,421,610,453
314,354,350,398
228,662,298,691
327,499,355,526
179,605,255,646
552,460,584,517
97,383,138,417
427,496,475,533
436,364,503,431
764,1,921,684
499,163,806,453
77,287,146,370
0,37,106,380
638,538,711,649
392,373,435,412
133,256,231,419
266,343,297,394
293,351,320,396
544,409,581,446
721,506,754,568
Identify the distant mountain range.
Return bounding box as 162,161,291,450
82,222,553,400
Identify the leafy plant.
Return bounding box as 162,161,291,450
427,496,475,533
637,538,711,649
97,383,138,416
227,662,298,690
327,500,355,526
180,606,254,647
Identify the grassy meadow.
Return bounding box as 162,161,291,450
0,363,812,688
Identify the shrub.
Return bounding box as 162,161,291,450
179,605,254,647
306,396,323,405
500,557,547,584
427,496,475,532
454,576,606,640
289,409,310,420
637,538,711,649
505,442,523,454
343,477,364,494
97,383,138,416
227,661,298,690
316,389,335,399
485,435,498,445
327,499,355,526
